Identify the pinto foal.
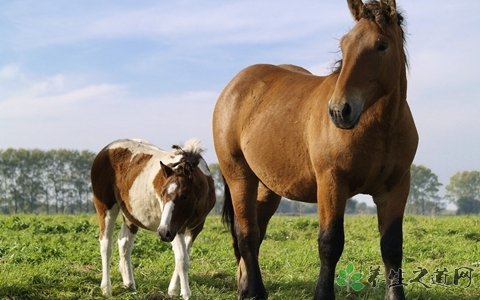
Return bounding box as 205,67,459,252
91,139,215,299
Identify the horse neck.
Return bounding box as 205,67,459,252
368,65,408,130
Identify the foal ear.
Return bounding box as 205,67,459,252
160,161,174,178
347,0,364,21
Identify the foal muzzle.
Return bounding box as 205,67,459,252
157,226,175,242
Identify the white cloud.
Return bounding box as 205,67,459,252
1,0,480,183
0,64,23,80
0,72,126,119
4,1,348,49
0,69,218,161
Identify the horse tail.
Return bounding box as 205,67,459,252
222,179,235,238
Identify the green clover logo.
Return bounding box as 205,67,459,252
335,262,365,292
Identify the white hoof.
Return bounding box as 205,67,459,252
101,285,112,297
168,287,179,297
182,293,191,300
181,288,191,300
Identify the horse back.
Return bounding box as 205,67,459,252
91,140,177,230
213,64,336,201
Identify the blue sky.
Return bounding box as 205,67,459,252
1,0,479,194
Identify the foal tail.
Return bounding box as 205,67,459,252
221,180,235,238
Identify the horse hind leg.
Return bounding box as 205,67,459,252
118,220,138,291
225,173,268,299
235,183,280,299
257,182,281,242
95,200,120,297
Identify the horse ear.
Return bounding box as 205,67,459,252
347,0,364,21
160,161,174,178
381,0,397,17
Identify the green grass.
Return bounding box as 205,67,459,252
0,214,479,299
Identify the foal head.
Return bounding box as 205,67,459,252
328,0,406,129
156,150,201,242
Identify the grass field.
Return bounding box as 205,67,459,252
0,214,479,299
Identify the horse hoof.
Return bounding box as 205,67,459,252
101,286,112,298
239,289,268,300
123,283,136,291
181,288,192,300
168,288,179,297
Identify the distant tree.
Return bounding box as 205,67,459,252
208,163,224,214
445,171,480,204
345,198,357,214
0,148,95,214
355,202,377,214
277,198,316,215
456,197,480,215
71,150,95,213
407,164,444,215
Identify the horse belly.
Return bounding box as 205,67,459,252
243,148,317,202
126,161,163,231
128,192,162,231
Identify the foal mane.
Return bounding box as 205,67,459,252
171,139,204,171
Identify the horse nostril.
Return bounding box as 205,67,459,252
158,227,173,242
328,107,336,120
341,102,352,120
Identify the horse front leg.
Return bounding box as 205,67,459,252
169,233,191,300
315,179,347,300
374,175,409,300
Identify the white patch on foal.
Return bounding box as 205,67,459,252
167,182,178,195
159,201,175,227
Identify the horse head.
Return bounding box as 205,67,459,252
156,146,201,242
328,0,406,129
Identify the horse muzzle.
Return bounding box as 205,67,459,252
328,99,363,129
157,225,176,242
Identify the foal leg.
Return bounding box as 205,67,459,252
97,202,120,297
118,221,138,291
315,178,347,300
168,225,202,298
169,233,191,300
374,175,410,300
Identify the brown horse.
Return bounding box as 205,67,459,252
91,139,215,299
213,1,417,299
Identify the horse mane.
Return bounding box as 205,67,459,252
332,0,407,74
171,139,204,168
362,0,404,28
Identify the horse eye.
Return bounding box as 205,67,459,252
377,41,388,52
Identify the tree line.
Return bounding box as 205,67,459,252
0,148,479,215
407,165,480,215
0,149,95,214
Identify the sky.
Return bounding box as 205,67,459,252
1,0,479,200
